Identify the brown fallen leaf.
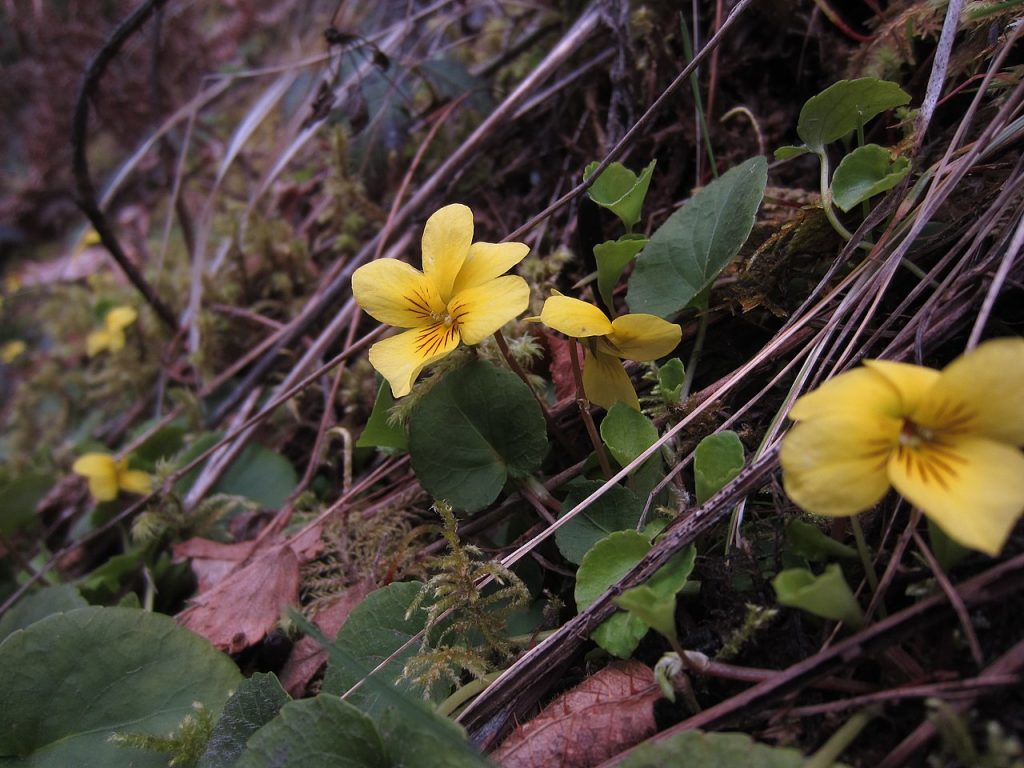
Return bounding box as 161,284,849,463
492,661,661,768
173,538,257,593
278,578,376,697
177,542,300,653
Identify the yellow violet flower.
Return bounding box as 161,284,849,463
352,204,531,397
780,338,1024,556
538,295,681,410
86,305,137,356
2,340,26,363
72,453,152,502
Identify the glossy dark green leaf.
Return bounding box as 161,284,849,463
694,431,744,505
797,78,910,152
627,157,767,317
198,673,290,768
321,581,435,714
357,378,408,451
0,607,241,768
409,360,547,512
831,143,911,212
0,585,86,643
234,696,386,768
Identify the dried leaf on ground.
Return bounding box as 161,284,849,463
278,578,376,697
492,661,660,768
545,332,577,402
177,542,301,653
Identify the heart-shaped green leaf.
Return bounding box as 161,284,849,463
409,360,548,512
797,78,910,152
0,585,86,643
0,607,241,768
627,156,767,317
830,143,911,212
584,160,656,231
655,358,686,403
555,481,644,565
694,431,745,505
600,402,658,468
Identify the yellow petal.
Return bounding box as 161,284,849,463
118,468,153,495
72,453,120,502
352,259,445,328
452,241,530,295
790,367,902,422
106,328,127,353
600,314,681,361
863,359,940,416
450,276,530,345
912,337,1024,445
539,296,612,338
368,324,461,398
583,350,639,410
105,306,137,333
86,329,110,357
780,413,898,517
888,435,1024,556
2,340,26,363
421,204,473,303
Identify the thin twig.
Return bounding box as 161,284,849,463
71,0,178,331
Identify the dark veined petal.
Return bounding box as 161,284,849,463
912,337,1024,445
368,324,461,398
450,275,530,345
888,434,1024,556
352,259,445,328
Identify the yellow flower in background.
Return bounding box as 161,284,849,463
72,453,152,502
86,305,137,356
352,204,531,397
780,338,1024,556
2,340,26,363
538,295,681,410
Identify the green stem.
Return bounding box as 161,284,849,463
493,329,558,434
680,304,708,402
435,672,501,717
679,13,718,178
568,340,614,479
804,706,880,768
850,516,879,593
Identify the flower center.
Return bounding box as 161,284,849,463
898,419,935,449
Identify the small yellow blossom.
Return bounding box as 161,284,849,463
780,338,1024,556
352,204,531,397
2,340,26,363
86,305,137,356
72,453,153,502
537,295,681,410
